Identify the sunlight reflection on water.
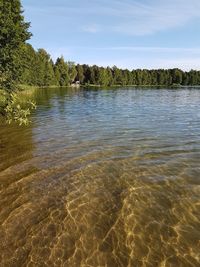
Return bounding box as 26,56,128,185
0,87,200,266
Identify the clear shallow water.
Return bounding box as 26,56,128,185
0,87,200,267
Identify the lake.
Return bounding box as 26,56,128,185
0,87,200,267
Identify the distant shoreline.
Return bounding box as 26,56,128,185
17,84,200,91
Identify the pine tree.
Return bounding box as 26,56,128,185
75,64,84,84
55,57,69,86
68,61,77,84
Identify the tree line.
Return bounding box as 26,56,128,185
1,0,200,124
19,44,200,87
1,0,200,91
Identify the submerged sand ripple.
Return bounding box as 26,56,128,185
0,149,200,267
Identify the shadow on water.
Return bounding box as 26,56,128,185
0,122,35,172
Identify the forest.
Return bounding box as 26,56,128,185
1,0,200,93
1,0,200,124
20,43,200,87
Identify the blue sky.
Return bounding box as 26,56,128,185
22,0,200,70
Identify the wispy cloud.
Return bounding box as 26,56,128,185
22,0,200,70
25,0,200,36
107,0,200,35
105,0,200,35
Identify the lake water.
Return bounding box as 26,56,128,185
0,87,200,267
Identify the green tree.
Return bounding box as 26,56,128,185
34,49,55,86
20,43,37,85
0,0,32,91
157,70,165,85
131,71,137,85
55,57,69,86
106,67,113,86
89,65,100,84
112,66,123,85
171,69,183,85
99,67,110,86
188,70,198,85
75,64,84,83
0,0,36,125
121,69,129,85
135,69,142,85
68,61,77,84
82,64,91,84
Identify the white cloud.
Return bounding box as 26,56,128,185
23,0,200,70
25,0,200,36
79,0,200,35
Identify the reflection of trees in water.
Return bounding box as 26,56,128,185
0,87,81,171
34,87,79,104
0,87,200,266
33,87,82,116
33,87,121,119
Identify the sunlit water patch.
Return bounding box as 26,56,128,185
0,87,200,267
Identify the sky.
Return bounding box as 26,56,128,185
22,0,200,70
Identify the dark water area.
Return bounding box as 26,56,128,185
0,87,200,267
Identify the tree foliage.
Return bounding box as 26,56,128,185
0,0,32,91
19,45,200,87
1,0,200,126
0,0,37,125
18,42,200,88
1,0,200,92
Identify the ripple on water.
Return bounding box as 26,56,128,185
0,88,200,266
0,151,200,267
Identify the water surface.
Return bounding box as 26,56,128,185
0,87,200,267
